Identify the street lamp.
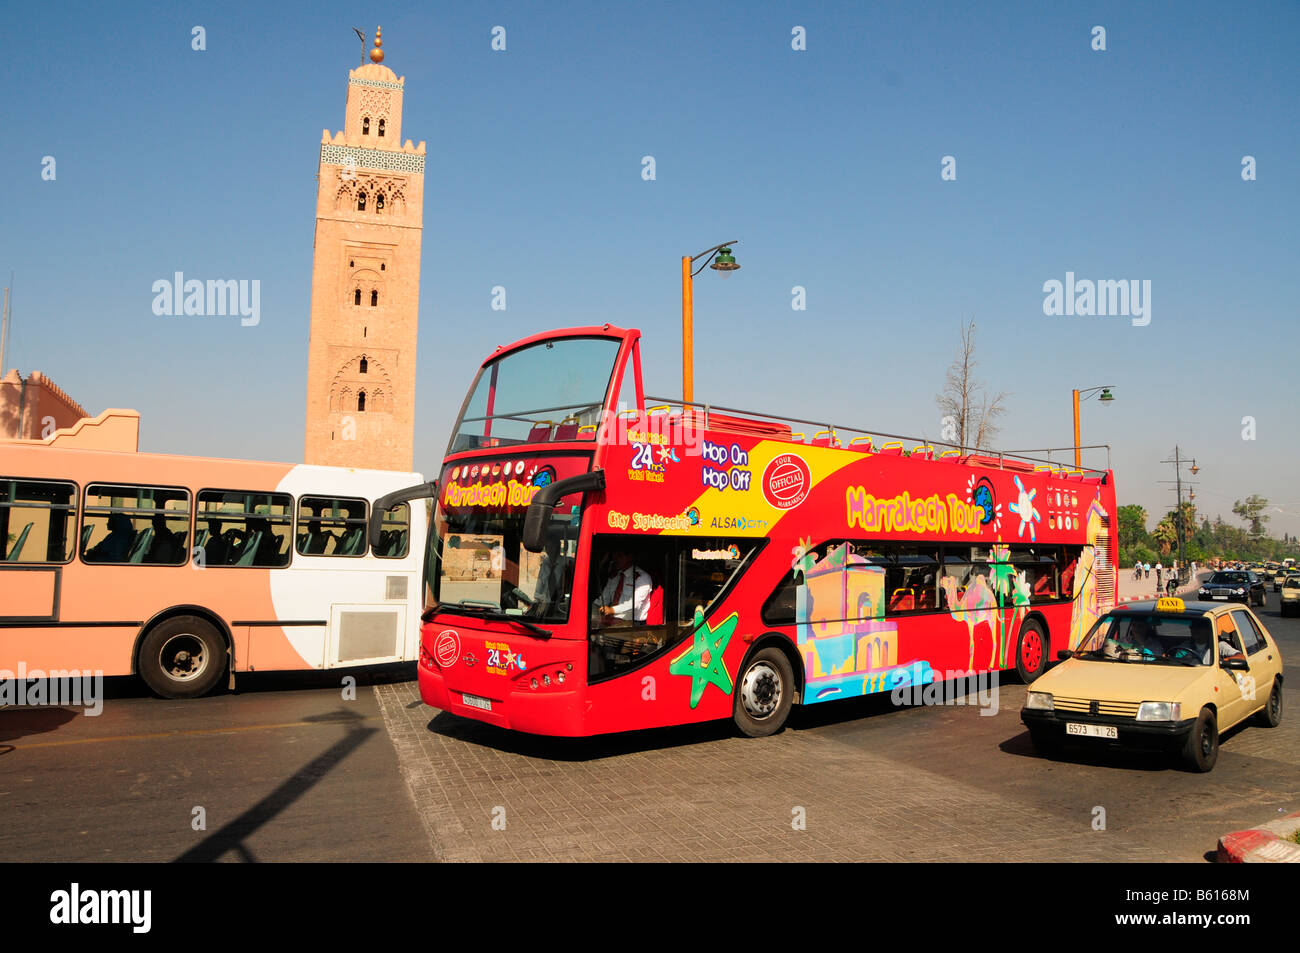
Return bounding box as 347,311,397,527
1072,385,1115,469
682,241,740,403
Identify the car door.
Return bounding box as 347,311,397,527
1212,613,1252,729
1237,609,1281,710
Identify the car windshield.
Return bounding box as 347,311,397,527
1073,613,1214,664
1209,572,1248,585
448,336,623,452
1285,578,1300,589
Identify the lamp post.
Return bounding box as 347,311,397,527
681,241,739,403
1160,447,1199,582
1072,385,1114,469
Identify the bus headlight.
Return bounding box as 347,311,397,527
1024,692,1054,711
1137,701,1181,721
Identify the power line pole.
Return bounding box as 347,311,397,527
1159,446,1199,582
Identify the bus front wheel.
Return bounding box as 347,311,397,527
733,647,794,738
138,615,228,699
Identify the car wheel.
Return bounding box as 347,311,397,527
733,647,795,738
137,615,228,699
1014,618,1048,683
1256,680,1284,728
1180,706,1219,772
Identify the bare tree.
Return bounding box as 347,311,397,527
936,319,1007,452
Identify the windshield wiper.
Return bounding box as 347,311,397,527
444,601,553,639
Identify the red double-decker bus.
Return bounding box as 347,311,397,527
371,325,1117,737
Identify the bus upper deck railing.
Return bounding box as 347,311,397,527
640,394,1112,479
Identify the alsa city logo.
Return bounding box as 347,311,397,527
762,453,811,510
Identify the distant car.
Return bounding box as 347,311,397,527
1021,598,1284,771
1198,570,1267,606
1281,577,1300,617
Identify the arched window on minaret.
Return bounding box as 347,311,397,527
362,116,371,135
370,290,379,307
357,191,367,211
357,390,367,412
377,119,386,137
359,357,368,375
353,288,361,306
375,193,385,214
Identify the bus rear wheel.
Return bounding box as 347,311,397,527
1014,618,1048,683
138,615,228,699
733,647,794,738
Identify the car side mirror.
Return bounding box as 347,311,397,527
1221,656,1249,671
1056,650,1074,661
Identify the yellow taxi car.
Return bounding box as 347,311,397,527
1020,597,1284,771
1281,576,1300,617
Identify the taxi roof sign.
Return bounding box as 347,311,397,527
1156,596,1186,613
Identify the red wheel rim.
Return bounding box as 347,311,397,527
1023,630,1042,672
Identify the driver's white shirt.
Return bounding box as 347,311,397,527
595,566,652,622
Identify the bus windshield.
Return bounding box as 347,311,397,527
448,336,623,452
432,495,584,625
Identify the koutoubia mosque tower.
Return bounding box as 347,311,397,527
304,27,425,471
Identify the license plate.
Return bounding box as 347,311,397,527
1213,595,1228,600
1066,722,1117,739
461,693,493,712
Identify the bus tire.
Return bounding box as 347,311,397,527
137,615,228,699
1014,618,1048,683
733,647,794,738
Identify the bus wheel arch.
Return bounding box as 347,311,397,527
133,606,233,699
731,635,801,738
1014,612,1050,684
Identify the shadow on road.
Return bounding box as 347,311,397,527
171,708,375,862
0,706,78,753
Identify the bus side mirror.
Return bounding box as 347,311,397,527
368,481,438,551
522,469,605,553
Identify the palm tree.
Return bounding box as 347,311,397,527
1152,517,1178,558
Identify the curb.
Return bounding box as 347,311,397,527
1217,810,1300,863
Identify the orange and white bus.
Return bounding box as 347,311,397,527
1,411,426,698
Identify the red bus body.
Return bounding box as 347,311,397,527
415,326,1118,736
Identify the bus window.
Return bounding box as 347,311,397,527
588,535,672,679
195,490,292,567
1008,544,1061,603
82,484,190,565
373,502,410,558
296,495,368,557
885,544,940,613
678,539,756,627
1,479,77,563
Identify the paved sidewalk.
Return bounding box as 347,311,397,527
1117,568,1208,603
373,681,1167,862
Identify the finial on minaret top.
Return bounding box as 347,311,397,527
370,26,384,63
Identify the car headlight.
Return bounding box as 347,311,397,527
1137,701,1182,722
1024,691,1054,711
1234,588,1245,595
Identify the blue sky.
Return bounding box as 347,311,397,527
3,0,1298,538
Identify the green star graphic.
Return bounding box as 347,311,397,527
670,608,737,708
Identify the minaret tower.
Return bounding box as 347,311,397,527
304,27,425,471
